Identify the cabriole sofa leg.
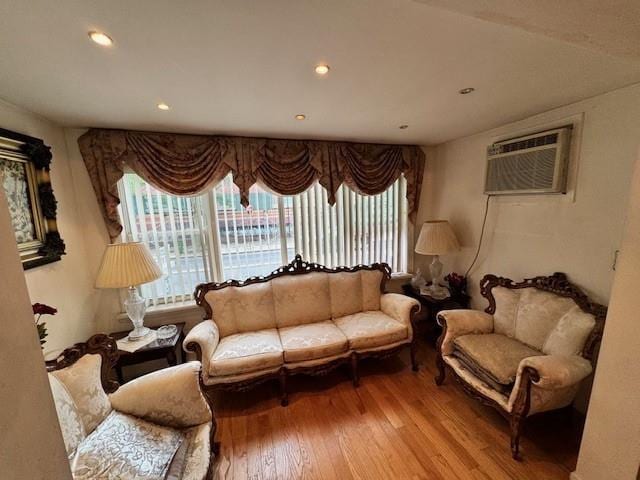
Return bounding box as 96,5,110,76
279,369,289,407
350,353,360,387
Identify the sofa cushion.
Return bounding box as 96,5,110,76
70,411,183,480
329,272,363,318
203,282,277,337
452,333,540,386
334,311,408,350
492,287,520,337
515,289,576,350
361,270,384,311
542,305,596,356
48,374,86,458
279,320,349,362
272,272,332,327
210,328,283,376
51,354,112,434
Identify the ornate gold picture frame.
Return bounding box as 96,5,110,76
0,128,65,269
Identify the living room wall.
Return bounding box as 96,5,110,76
0,99,104,358
416,82,640,307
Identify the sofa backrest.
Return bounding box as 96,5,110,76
481,273,607,359
196,255,390,336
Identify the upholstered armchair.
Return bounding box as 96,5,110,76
435,273,606,459
47,334,217,479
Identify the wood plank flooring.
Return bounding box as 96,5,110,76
210,342,582,480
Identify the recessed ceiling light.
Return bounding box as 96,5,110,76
88,31,113,47
314,64,330,75
295,114,306,120
459,87,475,95
399,124,409,130
157,103,170,111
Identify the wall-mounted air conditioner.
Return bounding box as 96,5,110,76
484,126,572,195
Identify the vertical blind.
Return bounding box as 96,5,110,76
119,172,409,306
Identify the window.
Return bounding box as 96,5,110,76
119,172,409,306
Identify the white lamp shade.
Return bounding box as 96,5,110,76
95,242,163,288
415,220,461,255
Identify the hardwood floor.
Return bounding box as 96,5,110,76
211,341,582,479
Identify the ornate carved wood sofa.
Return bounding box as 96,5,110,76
184,255,420,405
435,273,606,459
47,334,217,479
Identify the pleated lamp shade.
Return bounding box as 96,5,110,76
95,242,163,288
415,220,461,255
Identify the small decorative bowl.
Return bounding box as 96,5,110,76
157,324,178,340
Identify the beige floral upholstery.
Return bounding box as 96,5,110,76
437,309,494,355
452,333,541,386
109,362,211,429
181,423,212,480
492,287,519,337
361,270,384,311
279,320,349,362
204,282,277,337
51,354,112,434
48,374,86,458
191,266,418,387
380,293,420,337
210,328,283,376
334,311,408,350
50,355,214,480
329,272,364,318
70,411,183,480
272,272,332,327
542,305,596,356
184,320,219,375
515,289,576,349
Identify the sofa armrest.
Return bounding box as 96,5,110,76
517,355,592,390
436,309,494,356
381,293,420,337
109,362,212,429
183,320,219,376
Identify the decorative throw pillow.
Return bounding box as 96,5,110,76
52,354,112,434
70,411,184,480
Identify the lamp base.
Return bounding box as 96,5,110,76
124,286,149,341
127,326,151,341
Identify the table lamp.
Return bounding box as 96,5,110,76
95,242,163,340
415,220,460,299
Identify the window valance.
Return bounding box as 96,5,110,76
78,129,425,241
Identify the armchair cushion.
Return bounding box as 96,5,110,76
279,320,349,362
210,328,283,376
515,289,576,349
51,353,112,434
542,305,596,356
109,362,211,429
334,311,408,350
453,334,541,390
437,309,494,355
70,411,184,480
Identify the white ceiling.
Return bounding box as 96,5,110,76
0,0,639,145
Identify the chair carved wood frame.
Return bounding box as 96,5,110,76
48,334,219,478
434,272,607,460
189,254,420,406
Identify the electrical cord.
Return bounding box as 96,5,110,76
464,195,492,278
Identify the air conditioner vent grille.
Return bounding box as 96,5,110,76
486,148,557,192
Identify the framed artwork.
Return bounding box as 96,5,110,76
0,127,65,269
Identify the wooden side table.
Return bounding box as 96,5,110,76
111,322,186,383
402,284,470,343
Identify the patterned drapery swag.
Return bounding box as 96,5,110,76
78,129,425,241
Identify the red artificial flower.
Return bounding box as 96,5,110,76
32,303,57,316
